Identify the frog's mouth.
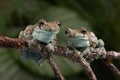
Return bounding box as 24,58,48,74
32,26,59,44
68,33,90,48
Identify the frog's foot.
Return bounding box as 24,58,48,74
19,31,24,39
27,39,42,52
82,47,91,58
45,43,55,54
96,47,106,58
64,48,70,55
36,57,45,66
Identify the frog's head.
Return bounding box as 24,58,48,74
65,27,88,37
37,19,61,32
65,27,90,48
32,19,60,44
65,28,80,37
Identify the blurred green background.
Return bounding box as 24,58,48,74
0,0,120,80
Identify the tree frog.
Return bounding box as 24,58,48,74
19,19,60,44
65,27,105,62
19,19,61,65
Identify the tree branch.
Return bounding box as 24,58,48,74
0,36,120,80
1,36,120,59
78,58,97,80
106,51,120,59
0,36,28,49
48,57,65,80
105,59,120,77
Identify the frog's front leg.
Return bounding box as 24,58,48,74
64,41,72,55
64,41,85,59
19,31,24,39
46,43,55,54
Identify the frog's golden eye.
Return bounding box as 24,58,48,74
80,27,87,34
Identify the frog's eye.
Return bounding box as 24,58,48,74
54,21,61,26
65,29,68,34
57,22,61,26
80,27,87,34
39,21,44,26
38,19,46,26
65,28,70,34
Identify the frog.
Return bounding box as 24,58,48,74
65,27,105,62
19,19,61,65
19,19,60,42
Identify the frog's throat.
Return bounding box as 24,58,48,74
68,34,90,48
32,26,59,44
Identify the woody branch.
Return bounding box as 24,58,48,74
0,36,120,80
1,37,120,59
0,36,64,80
48,57,65,80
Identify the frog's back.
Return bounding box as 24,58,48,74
19,25,35,40
87,31,98,47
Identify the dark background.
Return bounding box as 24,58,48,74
0,0,120,80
